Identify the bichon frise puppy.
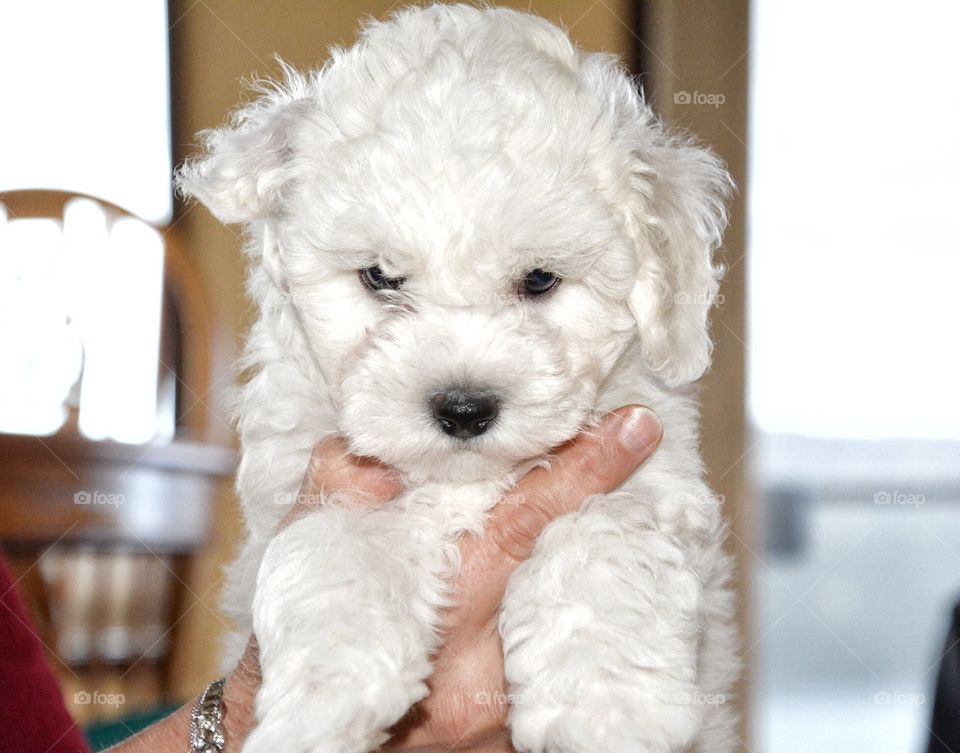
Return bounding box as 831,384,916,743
178,4,739,753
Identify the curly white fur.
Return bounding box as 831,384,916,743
177,5,739,753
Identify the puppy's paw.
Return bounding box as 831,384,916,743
241,671,421,753
241,509,439,753
508,683,703,753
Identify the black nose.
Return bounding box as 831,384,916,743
431,389,499,439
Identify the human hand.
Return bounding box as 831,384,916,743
221,405,662,752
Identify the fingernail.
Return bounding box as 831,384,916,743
616,406,663,453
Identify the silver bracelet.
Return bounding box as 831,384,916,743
189,677,226,753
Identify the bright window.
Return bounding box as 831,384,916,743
0,1,172,224
749,3,960,752
0,1,172,443
749,1,960,442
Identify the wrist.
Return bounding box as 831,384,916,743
220,640,261,748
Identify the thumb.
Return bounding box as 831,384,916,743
279,438,403,530
487,405,662,565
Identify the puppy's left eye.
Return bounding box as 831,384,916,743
359,266,404,292
522,269,561,297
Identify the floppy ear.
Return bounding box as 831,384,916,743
628,134,733,387
175,72,308,226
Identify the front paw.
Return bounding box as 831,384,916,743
241,668,420,753
508,682,703,753
239,674,359,753
241,694,336,753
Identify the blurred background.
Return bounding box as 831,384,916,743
0,1,955,751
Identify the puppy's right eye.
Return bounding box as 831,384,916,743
521,268,561,297
359,266,404,292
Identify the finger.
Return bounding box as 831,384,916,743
303,437,404,502
486,405,662,565
280,438,403,530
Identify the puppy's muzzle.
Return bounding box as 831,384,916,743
430,388,499,439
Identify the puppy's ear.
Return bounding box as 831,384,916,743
628,135,733,386
176,73,308,225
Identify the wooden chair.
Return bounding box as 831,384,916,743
0,189,236,722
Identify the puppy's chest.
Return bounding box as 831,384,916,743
392,480,504,539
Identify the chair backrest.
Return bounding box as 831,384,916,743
0,189,235,722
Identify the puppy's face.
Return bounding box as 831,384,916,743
179,6,731,481
276,144,639,480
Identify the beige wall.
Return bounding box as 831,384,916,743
642,1,753,744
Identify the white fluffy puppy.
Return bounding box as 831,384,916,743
178,4,738,753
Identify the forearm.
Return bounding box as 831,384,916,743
108,644,259,753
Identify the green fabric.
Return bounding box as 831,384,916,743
84,704,179,751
